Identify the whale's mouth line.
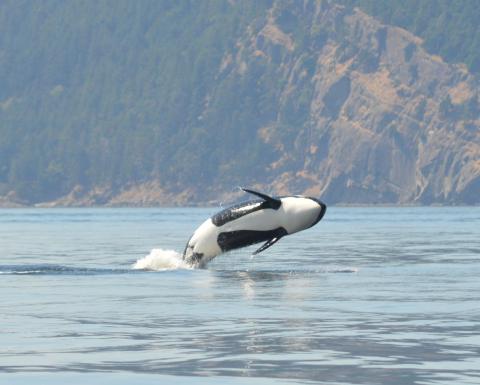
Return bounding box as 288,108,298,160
308,198,327,227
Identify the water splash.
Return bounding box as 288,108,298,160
132,249,191,271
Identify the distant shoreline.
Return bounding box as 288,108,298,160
1,202,478,208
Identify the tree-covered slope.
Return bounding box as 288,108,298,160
0,0,271,202
339,0,480,73
0,0,479,206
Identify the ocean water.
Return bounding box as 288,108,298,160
0,207,479,385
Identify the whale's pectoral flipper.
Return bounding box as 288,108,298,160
253,237,281,255
241,188,281,210
252,226,287,255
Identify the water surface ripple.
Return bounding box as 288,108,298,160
1,207,479,385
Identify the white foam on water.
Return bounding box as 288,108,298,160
132,249,191,271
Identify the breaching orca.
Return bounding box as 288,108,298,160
183,188,327,267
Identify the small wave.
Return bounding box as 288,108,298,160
0,264,133,276
132,249,191,271
325,267,359,273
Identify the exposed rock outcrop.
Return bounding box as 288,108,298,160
213,0,480,204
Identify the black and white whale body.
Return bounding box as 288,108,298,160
183,188,327,267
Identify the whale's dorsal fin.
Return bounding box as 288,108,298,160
241,188,281,209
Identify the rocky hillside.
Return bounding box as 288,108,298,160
220,1,480,205
1,0,479,206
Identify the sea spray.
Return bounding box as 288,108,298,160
132,249,191,271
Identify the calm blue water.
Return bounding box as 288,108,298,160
1,207,479,385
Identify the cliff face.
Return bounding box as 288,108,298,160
210,0,480,205
1,0,479,206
